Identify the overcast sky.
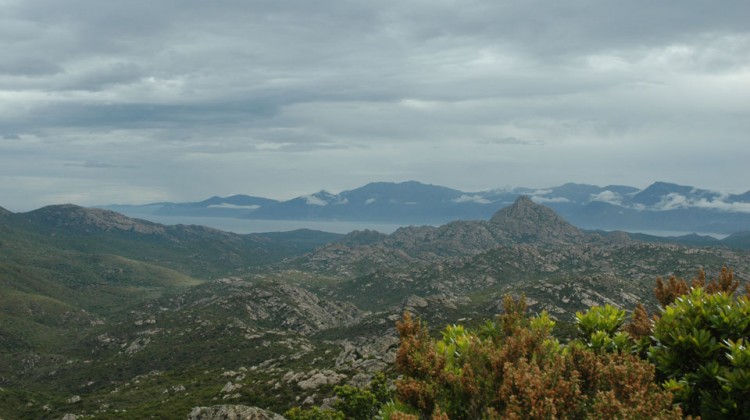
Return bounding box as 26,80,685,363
1,0,749,211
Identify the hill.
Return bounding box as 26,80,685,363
297,196,610,276
3,204,340,277
0,205,343,396
721,231,750,249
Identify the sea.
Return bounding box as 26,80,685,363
128,215,410,234
123,214,729,238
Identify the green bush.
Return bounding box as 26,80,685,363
333,385,378,420
650,287,750,418
286,372,393,420
575,304,627,336
377,399,419,420
285,406,345,420
574,304,636,354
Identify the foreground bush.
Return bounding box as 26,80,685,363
391,296,681,419
650,287,750,417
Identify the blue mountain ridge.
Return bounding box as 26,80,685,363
97,180,750,234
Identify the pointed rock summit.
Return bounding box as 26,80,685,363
490,196,586,245
0,206,11,216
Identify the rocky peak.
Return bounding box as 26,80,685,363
491,196,548,223
489,196,585,245
0,205,11,217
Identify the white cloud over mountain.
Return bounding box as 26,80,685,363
453,195,492,204
590,191,623,205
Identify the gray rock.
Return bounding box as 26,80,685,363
297,370,346,390
188,405,285,420
220,382,242,393
403,295,428,309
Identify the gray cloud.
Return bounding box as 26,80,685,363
481,137,537,146
64,161,139,169
1,0,749,210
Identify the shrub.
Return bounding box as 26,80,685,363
575,304,636,354
392,296,681,419
650,286,750,418
333,385,379,420
285,406,345,420
285,372,393,420
378,400,419,420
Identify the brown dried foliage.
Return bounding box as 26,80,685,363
624,303,651,340
569,346,681,419
656,267,740,308
654,275,690,307
498,355,583,419
393,297,681,419
430,406,449,420
587,351,679,419
691,268,707,289
389,413,418,420
499,294,527,335
396,312,443,380
703,265,739,294
397,378,438,413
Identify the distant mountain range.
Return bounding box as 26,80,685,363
97,181,750,234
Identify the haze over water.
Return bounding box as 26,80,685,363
136,215,408,234
132,214,729,239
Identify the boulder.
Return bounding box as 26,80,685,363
188,405,285,420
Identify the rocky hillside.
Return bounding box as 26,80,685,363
296,196,617,276
18,204,167,234
2,199,750,419
0,204,342,278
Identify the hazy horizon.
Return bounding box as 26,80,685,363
3,178,750,213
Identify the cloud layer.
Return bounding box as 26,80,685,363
1,0,749,210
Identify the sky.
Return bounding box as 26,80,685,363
1,0,749,211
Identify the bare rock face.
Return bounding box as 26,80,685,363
181,278,363,334
299,196,605,279
297,370,347,390
489,195,586,245
187,405,285,420
282,369,348,390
